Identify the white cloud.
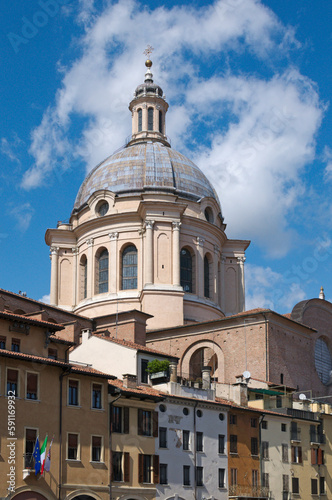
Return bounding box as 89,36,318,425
1,135,23,164
323,146,332,182
39,294,50,304
21,0,323,258
9,203,34,232
245,263,306,312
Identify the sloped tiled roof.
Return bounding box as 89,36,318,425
93,333,178,359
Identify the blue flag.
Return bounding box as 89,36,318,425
33,437,41,475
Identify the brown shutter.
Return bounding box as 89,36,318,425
291,446,295,463
153,454,159,484
7,369,18,383
68,433,78,447
27,373,38,393
153,411,159,437
298,447,302,464
138,453,144,483
124,452,130,482
124,407,129,434
111,451,114,482
318,448,323,465
311,448,316,465
138,409,143,435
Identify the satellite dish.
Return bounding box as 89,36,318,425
299,393,307,400
243,371,251,380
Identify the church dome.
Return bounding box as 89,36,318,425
74,141,220,211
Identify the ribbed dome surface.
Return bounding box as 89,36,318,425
74,142,220,210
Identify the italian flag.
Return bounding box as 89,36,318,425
40,435,48,474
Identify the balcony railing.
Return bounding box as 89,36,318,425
229,485,269,498
310,432,326,444
290,429,301,442
24,453,34,469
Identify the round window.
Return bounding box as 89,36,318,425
159,404,166,412
219,413,224,421
196,409,202,418
315,338,332,385
183,407,189,416
97,201,109,217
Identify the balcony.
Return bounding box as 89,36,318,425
310,432,326,444
229,485,269,498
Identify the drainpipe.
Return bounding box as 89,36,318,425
259,414,266,497
193,400,199,500
59,367,71,500
109,391,122,500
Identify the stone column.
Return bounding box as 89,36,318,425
169,361,178,383
237,256,246,312
196,237,205,297
172,222,181,286
50,247,59,306
72,247,78,306
214,245,220,304
109,232,119,294
86,238,94,298
220,255,226,312
144,220,155,285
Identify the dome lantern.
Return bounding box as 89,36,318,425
127,56,170,147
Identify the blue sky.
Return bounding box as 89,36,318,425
0,0,331,312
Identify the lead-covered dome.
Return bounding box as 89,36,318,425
74,141,220,211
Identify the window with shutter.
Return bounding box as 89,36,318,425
7,369,18,396
68,380,79,406
153,411,158,437
318,447,323,465
123,406,129,434
92,436,102,462
68,433,78,460
138,453,144,483
112,451,123,481
25,428,37,468
26,373,38,400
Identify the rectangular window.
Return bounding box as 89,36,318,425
7,368,18,396
311,447,324,465
311,478,318,495
218,434,225,454
282,443,288,463
68,379,79,406
11,338,20,352
67,433,79,460
229,413,237,425
320,477,325,495
48,348,57,359
92,383,102,409
138,409,152,436
252,469,258,487
291,445,302,464
292,477,299,494
92,436,102,462
159,463,168,484
159,427,167,448
251,437,258,456
218,468,225,488
143,454,152,483
291,421,300,441
262,441,269,459
262,473,269,489
26,372,38,400
262,420,268,429
111,405,129,434
196,466,203,487
0,336,6,349
283,474,289,492
281,423,287,432
251,418,257,428
230,434,237,454
25,428,37,469
230,468,237,486
183,465,190,486
141,359,149,384
196,432,203,452
183,430,190,451
113,451,123,481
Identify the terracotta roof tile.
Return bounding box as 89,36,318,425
0,348,114,379
0,310,64,330
108,379,163,398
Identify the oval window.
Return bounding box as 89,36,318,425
97,201,109,217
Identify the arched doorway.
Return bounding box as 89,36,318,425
13,492,48,500
181,340,224,383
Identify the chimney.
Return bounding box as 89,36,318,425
169,361,178,383
123,374,137,389
202,366,212,390
81,329,91,343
